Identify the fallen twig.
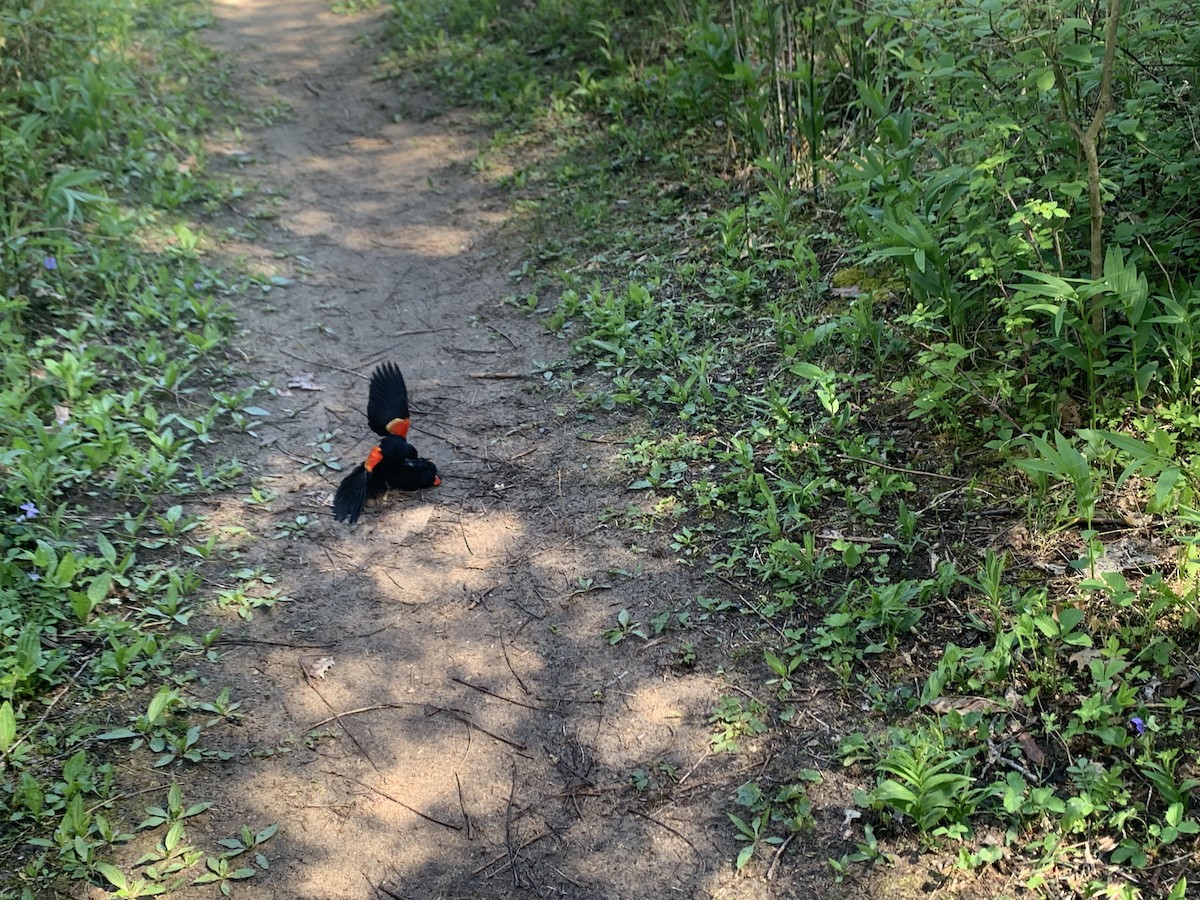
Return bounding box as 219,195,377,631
455,773,473,840
215,637,334,649
451,676,544,711
331,772,462,832
302,663,379,773
471,831,548,875
485,323,518,349
428,706,528,751
501,637,531,696
627,808,703,859
278,348,365,379
305,702,423,732
766,832,797,880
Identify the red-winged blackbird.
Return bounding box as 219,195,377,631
333,362,440,524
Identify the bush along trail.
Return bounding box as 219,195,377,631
3,0,1199,899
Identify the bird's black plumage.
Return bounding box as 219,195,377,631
333,365,439,524
367,361,410,437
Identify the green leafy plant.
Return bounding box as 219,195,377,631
829,824,892,882
857,727,992,838
709,696,767,754
604,608,647,645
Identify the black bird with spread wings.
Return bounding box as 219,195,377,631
333,362,440,524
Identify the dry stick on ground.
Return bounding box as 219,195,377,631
340,623,396,641
540,783,626,801
471,832,549,876
626,808,704,859
278,347,367,379
237,620,398,654
429,706,529,752
504,762,522,887
501,635,532,695
715,574,789,640
411,423,470,452
677,748,712,786
369,566,425,605
361,328,457,367
458,499,473,555
302,663,380,773
215,636,335,649
305,701,423,732
547,863,586,889
829,452,1004,489
330,772,462,832
2,651,96,764
485,322,519,349
365,874,408,900
766,832,797,880
451,675,545,711
86,785,168,818
455,772,474,840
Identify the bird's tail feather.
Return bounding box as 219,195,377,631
333,465,371,523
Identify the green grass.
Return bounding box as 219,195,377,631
380,1,1199,896
0,1,281,895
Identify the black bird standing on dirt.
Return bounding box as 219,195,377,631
333,362,440,524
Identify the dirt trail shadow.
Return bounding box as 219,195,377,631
149,2,880,898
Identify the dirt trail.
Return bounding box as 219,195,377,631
160,2,820,898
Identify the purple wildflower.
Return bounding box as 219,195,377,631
1131,716,1145,736
44,256,57,270
28,572,41,582
19,501,38,519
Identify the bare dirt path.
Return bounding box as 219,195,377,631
160,2,847,898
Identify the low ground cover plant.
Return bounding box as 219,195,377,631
383,0,1199,894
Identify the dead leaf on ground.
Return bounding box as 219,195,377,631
1058,400,1082,430
928,696,1005,715
1015,730,1047,766
306,656,335,679
286,372,324,390
841,808,861,839
1068,648,1102,670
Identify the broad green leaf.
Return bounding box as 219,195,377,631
147,686,174,724
0,701,15,751
1058,607,1085,635
88,572,113,604
94,862,127,890
96,532,117,565
735,844,755,870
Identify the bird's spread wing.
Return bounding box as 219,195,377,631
367,362,410,437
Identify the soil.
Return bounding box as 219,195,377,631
97,2,954,898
